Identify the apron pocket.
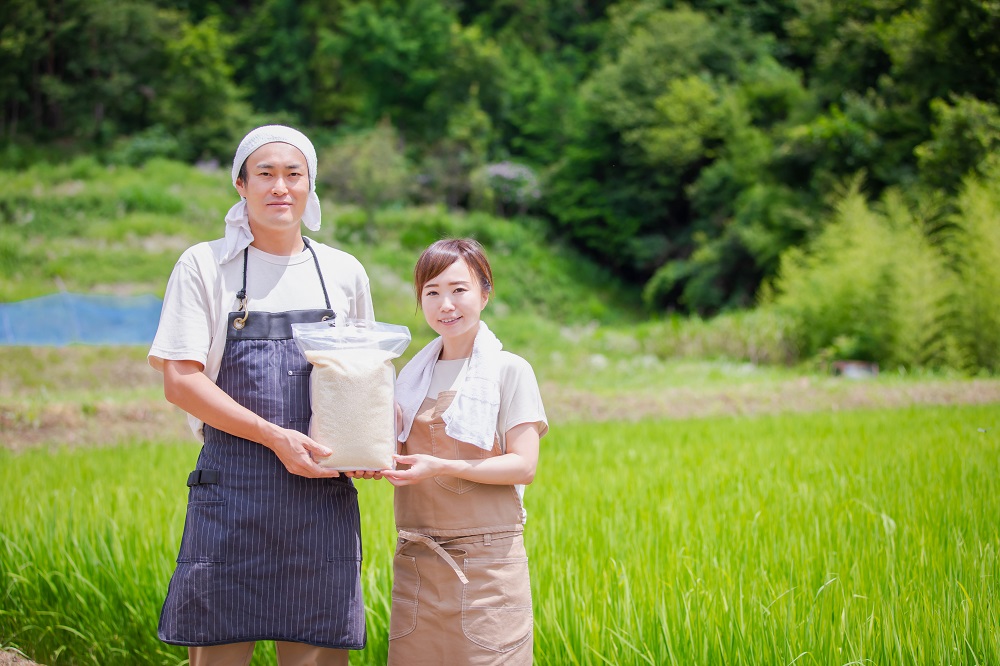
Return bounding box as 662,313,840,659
389,548,420,640
461,554,533,652
176,500,227,564
430,424,484,495
286,368,312,429
323,481,363,562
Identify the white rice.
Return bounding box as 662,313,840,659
306,347,397,471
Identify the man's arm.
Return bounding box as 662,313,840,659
162,359,341,478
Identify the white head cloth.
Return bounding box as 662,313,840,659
221,125,322,263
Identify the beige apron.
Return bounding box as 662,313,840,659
387,391,533,665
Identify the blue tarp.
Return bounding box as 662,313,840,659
0,292,163,345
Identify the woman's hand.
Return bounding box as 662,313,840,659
382,423,541,487
381,454,445,487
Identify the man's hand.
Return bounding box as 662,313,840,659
344,470,384,480
260,424,342,478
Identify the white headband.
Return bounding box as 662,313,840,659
221,125,322,263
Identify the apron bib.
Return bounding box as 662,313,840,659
387,391,533,665
158,240,367,649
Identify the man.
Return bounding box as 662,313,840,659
149,125,374,666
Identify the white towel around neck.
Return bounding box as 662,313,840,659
396,321,503,450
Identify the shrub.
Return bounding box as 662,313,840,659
470,161,541,217
946,170,1000,372
764,181,958,370
637,309,797,365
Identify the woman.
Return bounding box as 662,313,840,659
382,238,548,665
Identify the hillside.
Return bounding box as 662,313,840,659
2,159,999,452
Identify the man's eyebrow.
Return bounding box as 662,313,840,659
252,161,304,170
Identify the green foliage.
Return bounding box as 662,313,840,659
153,16,252,161
414,84,495,209
0,2,179,142
3,0,1000,342
324,204,640,325
945,170,1000,372
636,309,796,366
546,4,821,312
105,125,185,166
765,179,960,370
0,158,229,300
323,0,461,137
0,157,640,332
237,0,314,121
915,95,1000,193
318,120,412,238
469,161,541,217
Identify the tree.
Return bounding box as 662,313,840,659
318,120,411,240
0,1,179,144
915,95,1000,193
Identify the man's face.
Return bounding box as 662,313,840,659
235,142,310,236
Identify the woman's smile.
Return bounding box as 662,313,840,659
421,258,489,358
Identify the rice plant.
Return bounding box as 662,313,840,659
2,404,998,664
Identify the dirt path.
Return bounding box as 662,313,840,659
4,375,1000,451
544,377,1000,423
3,346,999,450
0,650,40,666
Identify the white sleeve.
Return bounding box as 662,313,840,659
354,274,375,321
147,254,214,372
499,354,549,442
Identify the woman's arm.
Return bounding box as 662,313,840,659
162,359,342,479
382,421,540,487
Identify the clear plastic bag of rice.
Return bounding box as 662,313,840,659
292,318,411,471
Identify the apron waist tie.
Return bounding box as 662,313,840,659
397,530,523,584
398,530,469,584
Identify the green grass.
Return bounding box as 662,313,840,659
2,404,998,664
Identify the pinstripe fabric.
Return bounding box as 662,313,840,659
158,309,366,649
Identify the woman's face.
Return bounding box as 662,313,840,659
420,258,489,356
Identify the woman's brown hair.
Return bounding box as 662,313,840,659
413,238,493,305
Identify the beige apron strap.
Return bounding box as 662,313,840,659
398,530,469,584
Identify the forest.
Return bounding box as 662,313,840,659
2,0,1000,371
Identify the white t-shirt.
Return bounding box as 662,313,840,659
427,351,548,515
148,237,374,440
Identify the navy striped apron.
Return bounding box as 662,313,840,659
158,239,367,649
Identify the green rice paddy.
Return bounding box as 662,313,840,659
2,404,998,665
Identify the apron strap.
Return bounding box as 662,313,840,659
302,237,332,310
233,238,332,311
236,247,249,303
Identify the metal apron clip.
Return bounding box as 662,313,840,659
233,295,249,330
